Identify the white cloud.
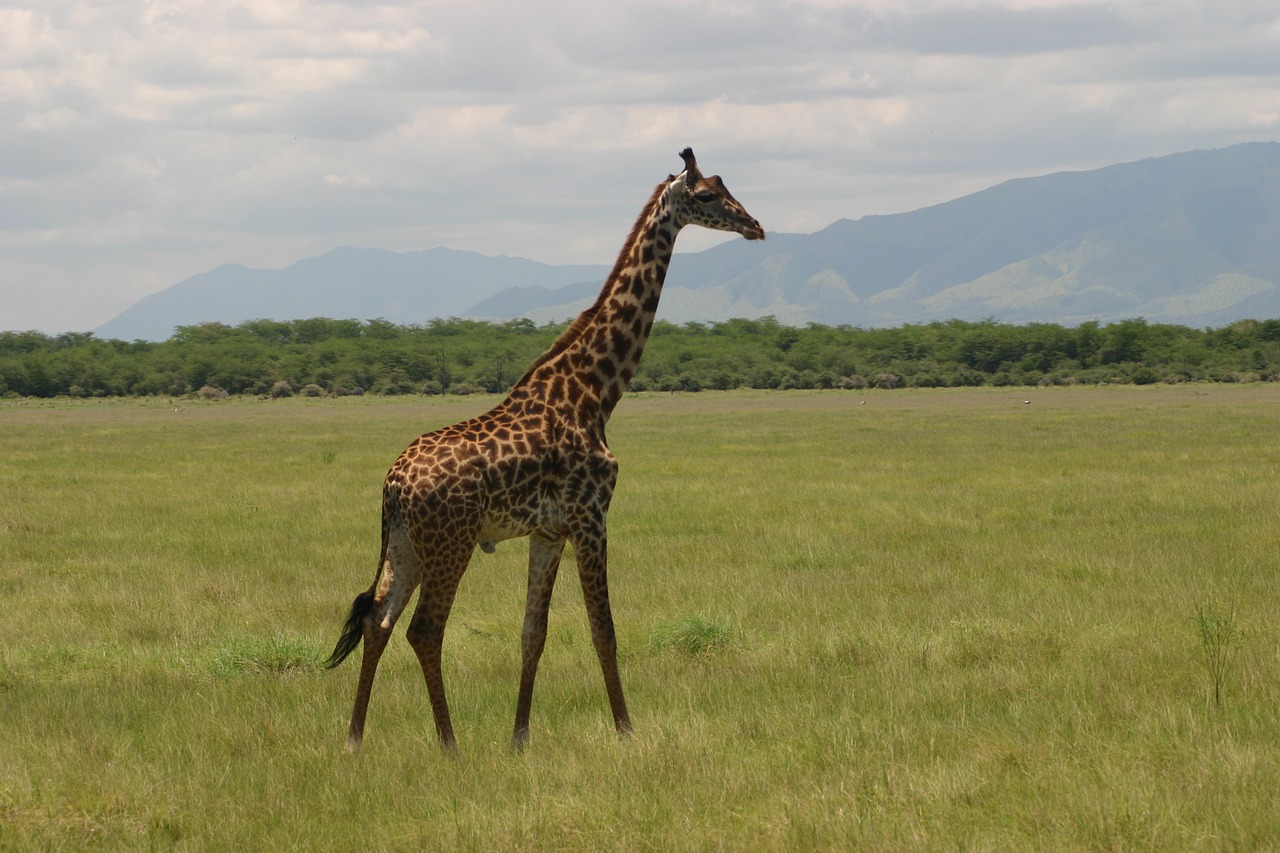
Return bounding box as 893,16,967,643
1,0,1279,333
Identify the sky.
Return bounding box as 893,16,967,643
3,0,1280,335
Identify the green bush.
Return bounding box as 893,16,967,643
3,316,1280,398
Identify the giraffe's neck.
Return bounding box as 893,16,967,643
513,179,681,422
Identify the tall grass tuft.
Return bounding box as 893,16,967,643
1193,600,1242,710
647,612,741,656
207,634,326,677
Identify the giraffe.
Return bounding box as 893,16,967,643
325,147,764,752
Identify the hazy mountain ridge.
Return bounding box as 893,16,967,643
95,142,1280,341
96,247,608,341
636,141,1280,328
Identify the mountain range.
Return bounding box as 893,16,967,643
96,141,1280,341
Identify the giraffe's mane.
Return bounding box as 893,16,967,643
513,176,672,385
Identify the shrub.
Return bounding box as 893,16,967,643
269,380,293,398
374,373,416,395
908,373,947,388
1131,367,1159,385
1193,601,1242,709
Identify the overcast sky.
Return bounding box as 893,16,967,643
3,0,1279,335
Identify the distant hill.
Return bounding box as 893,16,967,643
95,247,608,342
96,142,1280,341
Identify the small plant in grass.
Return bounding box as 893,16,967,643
647,612,741,656
207,634,324,676
1193,600,1242,709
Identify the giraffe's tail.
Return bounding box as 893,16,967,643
325,589,375,669
327,485,396,669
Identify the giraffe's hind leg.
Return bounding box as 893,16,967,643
404,544,472,752
344,527,421,752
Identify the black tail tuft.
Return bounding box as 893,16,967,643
325,591,376,669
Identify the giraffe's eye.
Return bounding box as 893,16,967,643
693,190,717,204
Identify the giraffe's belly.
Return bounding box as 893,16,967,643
476,519,527,552
477,499,564,552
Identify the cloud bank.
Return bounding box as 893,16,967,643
3,0,1279,333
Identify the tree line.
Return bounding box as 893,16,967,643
3,315,1280,399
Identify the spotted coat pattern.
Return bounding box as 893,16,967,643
331,148,764,751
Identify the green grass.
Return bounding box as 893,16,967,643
2,387,1279,849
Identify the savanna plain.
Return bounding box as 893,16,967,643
2,386,1278,850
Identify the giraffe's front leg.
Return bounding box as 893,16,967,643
512,534,565,750
572,527,633,739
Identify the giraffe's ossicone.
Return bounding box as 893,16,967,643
327,147,763,752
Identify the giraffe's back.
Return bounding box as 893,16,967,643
383,402,574,555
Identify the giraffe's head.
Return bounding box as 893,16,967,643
670,147,765,241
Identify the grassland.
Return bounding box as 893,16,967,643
2,386,1278,850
